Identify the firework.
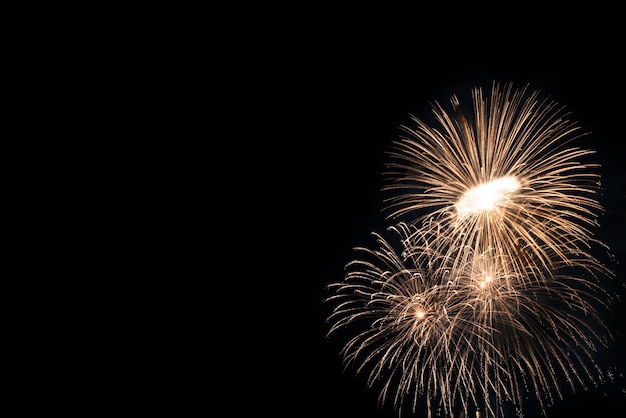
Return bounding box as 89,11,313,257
325,82,615,418
382,81,609,283
326,222,612,417
326,224,483,416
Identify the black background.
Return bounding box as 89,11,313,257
241,12,626,418
16,7,626,418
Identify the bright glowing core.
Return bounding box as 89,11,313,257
479,274,493,289
456,176,520,219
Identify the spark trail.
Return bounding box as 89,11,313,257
325,82,616,418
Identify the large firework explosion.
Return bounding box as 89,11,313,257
382,82,609,284
325,82,617,418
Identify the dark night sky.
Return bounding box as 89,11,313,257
246,15,626,418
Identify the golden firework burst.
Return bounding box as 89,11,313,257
325,82,616,418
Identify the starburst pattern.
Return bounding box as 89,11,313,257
383,82,608,282
325,82,616,418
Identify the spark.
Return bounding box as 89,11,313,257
325,82,617,418
326,223,613,417
382,81,608,282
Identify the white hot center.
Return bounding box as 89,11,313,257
456,176,520,219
